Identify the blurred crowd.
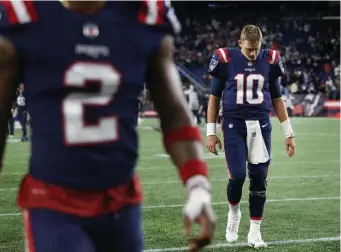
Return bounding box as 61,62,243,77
173,2,340,100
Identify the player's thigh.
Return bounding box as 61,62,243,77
248,118,272,178
91,204,143,252
222,119,247,179
23,208,95,252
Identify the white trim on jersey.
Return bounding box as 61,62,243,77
269,50,277,64
218,48,229,63
11,1,31,23
165,2,181,34
145,1,158,25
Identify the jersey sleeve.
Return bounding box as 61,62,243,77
210,77,225,98
137,0,181,36
269,77,282,100
0,1,38,54
268,50,285,79
208,48,230,79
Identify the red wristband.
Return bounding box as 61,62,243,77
179,159,208,184
163,125,202,149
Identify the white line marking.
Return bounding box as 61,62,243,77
143,196,340,209
143,236,340,251
141,174,336,185
198,127,340,137
0,174,336,187
2,159,339,172
0,196,339,217
0,188,17,191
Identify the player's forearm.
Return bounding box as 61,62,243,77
0,37,19,165
272,97,288,122
272,97,294,138
207,95,220,123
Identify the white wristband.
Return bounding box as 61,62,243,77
281,119,294,138
206,123,216,136
186,175,211,192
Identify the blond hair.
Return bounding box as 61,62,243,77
240,25,262,42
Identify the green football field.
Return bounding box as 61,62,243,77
0,118,340,251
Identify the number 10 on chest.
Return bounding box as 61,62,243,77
234,74,265,105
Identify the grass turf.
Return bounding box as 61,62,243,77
0,118,339,251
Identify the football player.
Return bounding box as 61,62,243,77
16,83,28,141
7,108,14,137
206,25,296,249
0,1,215,252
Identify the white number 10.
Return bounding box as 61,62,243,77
62,62,121,146
235,74,264,105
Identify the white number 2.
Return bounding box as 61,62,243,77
62,62,121,146
235,74,264,105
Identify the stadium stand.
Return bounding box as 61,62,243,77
173,2,340,101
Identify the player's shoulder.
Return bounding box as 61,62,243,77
260,49,282,65
212,47,238,64
115,1,181,36
208,47,237,76
0,0,40,28
0,1,181,35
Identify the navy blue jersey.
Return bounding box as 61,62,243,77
208,48,284,120
0,1,181,189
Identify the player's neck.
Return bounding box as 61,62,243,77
59,0,107,14
240,49,257,61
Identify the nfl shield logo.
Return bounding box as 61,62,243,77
248,62,253,66
83,23,99,39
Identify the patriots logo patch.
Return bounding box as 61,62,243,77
209,59,218,71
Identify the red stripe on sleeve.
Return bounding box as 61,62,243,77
268,50,273,63
156,0,165,25
215,49,225,63
0,1,19,24
23,0,38,22
137,0,148,24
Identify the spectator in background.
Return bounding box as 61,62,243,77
174,5,340,100
187,85,201,125
8,110,14,138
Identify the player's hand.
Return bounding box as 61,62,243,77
206,135,222,155
183,175,216,252
285,137,296,157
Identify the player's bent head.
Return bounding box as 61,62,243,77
19,83,24,92
238,25,262,61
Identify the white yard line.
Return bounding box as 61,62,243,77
198,126,339,137
0,174,336,186
141,174,335,185
0,235,339,251
0,196,339,217
143,196,340,209
2,159,340,172
0,188,17,191
143,236,340,252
